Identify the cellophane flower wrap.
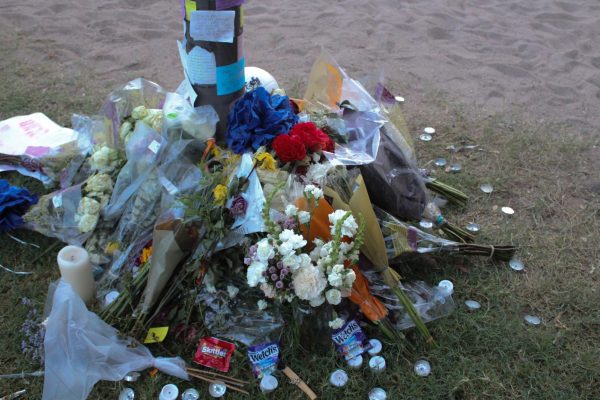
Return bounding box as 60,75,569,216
226,87,299,154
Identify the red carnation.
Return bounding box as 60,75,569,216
289,122,333,153
272,134,307,162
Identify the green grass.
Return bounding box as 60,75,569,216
1,35,599,399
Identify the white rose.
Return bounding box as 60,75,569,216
328,317,345,330
257,299,268,311
282,253,300,270
344,269,356,287
247,261,267,287
278,229,295,243
278,241,295,257
298,211,311,225
77,213,98,233
256,239,275,262
86,173,113,194
328,272,343,288
326,289,342,305
298,253,312,269
77,197,101,216
285,204,298,217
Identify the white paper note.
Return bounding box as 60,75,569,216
189,10,235,43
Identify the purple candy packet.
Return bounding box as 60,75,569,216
247,341,280,378
331,319,371,361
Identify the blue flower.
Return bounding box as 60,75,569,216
0,180,38,231
226,87,299,154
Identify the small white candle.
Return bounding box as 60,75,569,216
260,374,278,393
57,246,95,304
329,369,348,388
369,356,386,373
159,384,179,400
347,354,363,369
367,339,382,356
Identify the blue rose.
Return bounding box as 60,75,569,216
226,87,299,154
0,180,38,231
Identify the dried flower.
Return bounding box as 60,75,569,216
229,195,248,217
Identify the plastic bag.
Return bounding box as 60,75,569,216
103,122,166,220
360,123,427,221
0,113,91,187
101,78,167,146
363,271,455,330
163,92,219,142
43,280,188,400
197,287,284,346
303,49,382,166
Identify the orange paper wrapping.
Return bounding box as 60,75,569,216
295,197,388,323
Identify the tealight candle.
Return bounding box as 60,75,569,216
434,158,447,167
208,382,227,398
159,384,178,400
464,300,481,311
423,127,436,135
450,163,462,173
369,356,386,373
118,388,135,400
329,369,348,388
347,354,363,369
368,387,387,400
123,371,140,382
260,374,278,393
509,258,525,271
414,360,431,377
57,246,95,303
524,315,541,325
367,339,382,356
182,389,200,400
419,220,433,230
419,133,433,142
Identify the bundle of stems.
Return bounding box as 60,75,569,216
187,367,250,395
425,178,468,208
98,263,150,326
453,243,517,261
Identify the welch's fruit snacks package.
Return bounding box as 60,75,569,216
331,319,371,361
247,341,280,378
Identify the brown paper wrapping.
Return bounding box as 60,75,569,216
141,219,197,313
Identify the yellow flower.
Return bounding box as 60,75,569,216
141,246,153,264
211,145,222,158
255,152,277,171
213,184,228,205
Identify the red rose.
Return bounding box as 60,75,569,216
289,122,333,153
272,134,307,162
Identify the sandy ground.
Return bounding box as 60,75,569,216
1,0,599,134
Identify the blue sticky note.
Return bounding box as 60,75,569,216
216,58,245,96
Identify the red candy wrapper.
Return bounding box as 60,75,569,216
193,337,236,372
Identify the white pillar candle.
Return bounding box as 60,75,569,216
57,245,95,304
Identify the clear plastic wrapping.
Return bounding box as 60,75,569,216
43,280,188,400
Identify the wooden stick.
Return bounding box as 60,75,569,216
186,370,247,387
283,367,317,400
186,367,249,384
187,372,245,388
187,373,250,395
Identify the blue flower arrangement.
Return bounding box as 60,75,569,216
226,87,299,154
0,179,38,231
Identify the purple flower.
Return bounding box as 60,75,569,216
271,273,279,282
243,257,253,266
229,195,248,217
281,217,297,230
276,261,284,270
281,268,289,277
275,281,284,289
269,267,277,274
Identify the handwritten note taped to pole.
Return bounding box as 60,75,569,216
190,10,235,43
